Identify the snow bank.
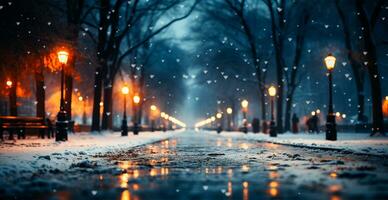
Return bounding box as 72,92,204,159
206,131,388,156
0,130,182,173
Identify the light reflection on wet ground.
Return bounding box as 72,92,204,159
2,131,388,200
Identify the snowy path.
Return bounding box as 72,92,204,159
1,130,387,199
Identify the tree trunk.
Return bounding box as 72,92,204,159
91,67,103,131
335,0,366,123
355,0,385,135
101,81,113,130
284,91,294,132
9,71,17,116
65,74,73,120
35,66,45,118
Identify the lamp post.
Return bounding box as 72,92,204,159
78,96,87,125
241,100,248,133
56,50,69,141
150,105,157,132
216,112,223,133
226,107,233,131
133,94,140,135
268,86,277,137
325,53,337,141
121,86,129,136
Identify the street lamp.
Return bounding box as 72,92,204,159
241,100,248,133
150,105,157,132
226,107,233,131
121,86,129,136
216,112,223,133
268,86,277,137
325,53,337,141
6,80,12,88
78,96,87,125
56,50,69,141
133,94,140,135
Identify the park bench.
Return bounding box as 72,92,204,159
0,116,53,140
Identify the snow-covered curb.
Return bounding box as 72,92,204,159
0,130,182,173
205,131,388,157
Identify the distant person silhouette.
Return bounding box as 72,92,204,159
292,113,299,133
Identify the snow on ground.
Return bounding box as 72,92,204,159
0,130,182,174
206,131,388,156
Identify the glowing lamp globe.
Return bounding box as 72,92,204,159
216,113,222,119
6,80,12,87
324,53,336,70
268,86,277,97
150,105,157,111
241,100,248,108
211,116,216,121
57,50,69,64
226,107,233,114
78,96,83,101
121,86,129,95
133,95,140,104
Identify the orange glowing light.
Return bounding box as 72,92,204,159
325,53,336,70
133,95,140,104
383,96,388,117
57,50,69,64
269,181,279,188
329,172,337,178
150,105,157,111
242,181,249,188
121,86,129,95
78,96,83,101
6,80,12,87
268,188,278,197
268,86,277,97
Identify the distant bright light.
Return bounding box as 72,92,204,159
311,111,316,116
78,96,83,101
325,54,336,70
342,114,346,118
150,105,157,111
121,86,129,95
57,50,69,64
241,100,248,108
133,95,140,104
6,80,12,87
216,113,222,119
336,112,341,117
268,86,277,97
386,96,388,101
99,101,104,107
316,109,321,114
226,107,233,114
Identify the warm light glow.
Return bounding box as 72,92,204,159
386,96,388,101
269,181,279,188
121,86,129,95
316,109,321,114
99,101,104,107
6,80,12,87
211,116,216,121
57,50,69,64
241,100,248,108
226,107,233,114
268,86,277,97
133,95,140,104
311,111,316,116
268,188,278,197
336,112,341,117
216,113,222,119
325,53,336,70
242,181,249,188
78,96,83,101
329,172,337,178
150,105,157,111
342,114,346,118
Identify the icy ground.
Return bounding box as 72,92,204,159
209,131,388,156
0,131,181,175
0,130,387,199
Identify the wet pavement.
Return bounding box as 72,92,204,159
2,131,388,199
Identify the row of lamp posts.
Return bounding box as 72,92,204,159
53,50,337,141
209,53,338,141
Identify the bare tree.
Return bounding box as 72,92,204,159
355,0,385,135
